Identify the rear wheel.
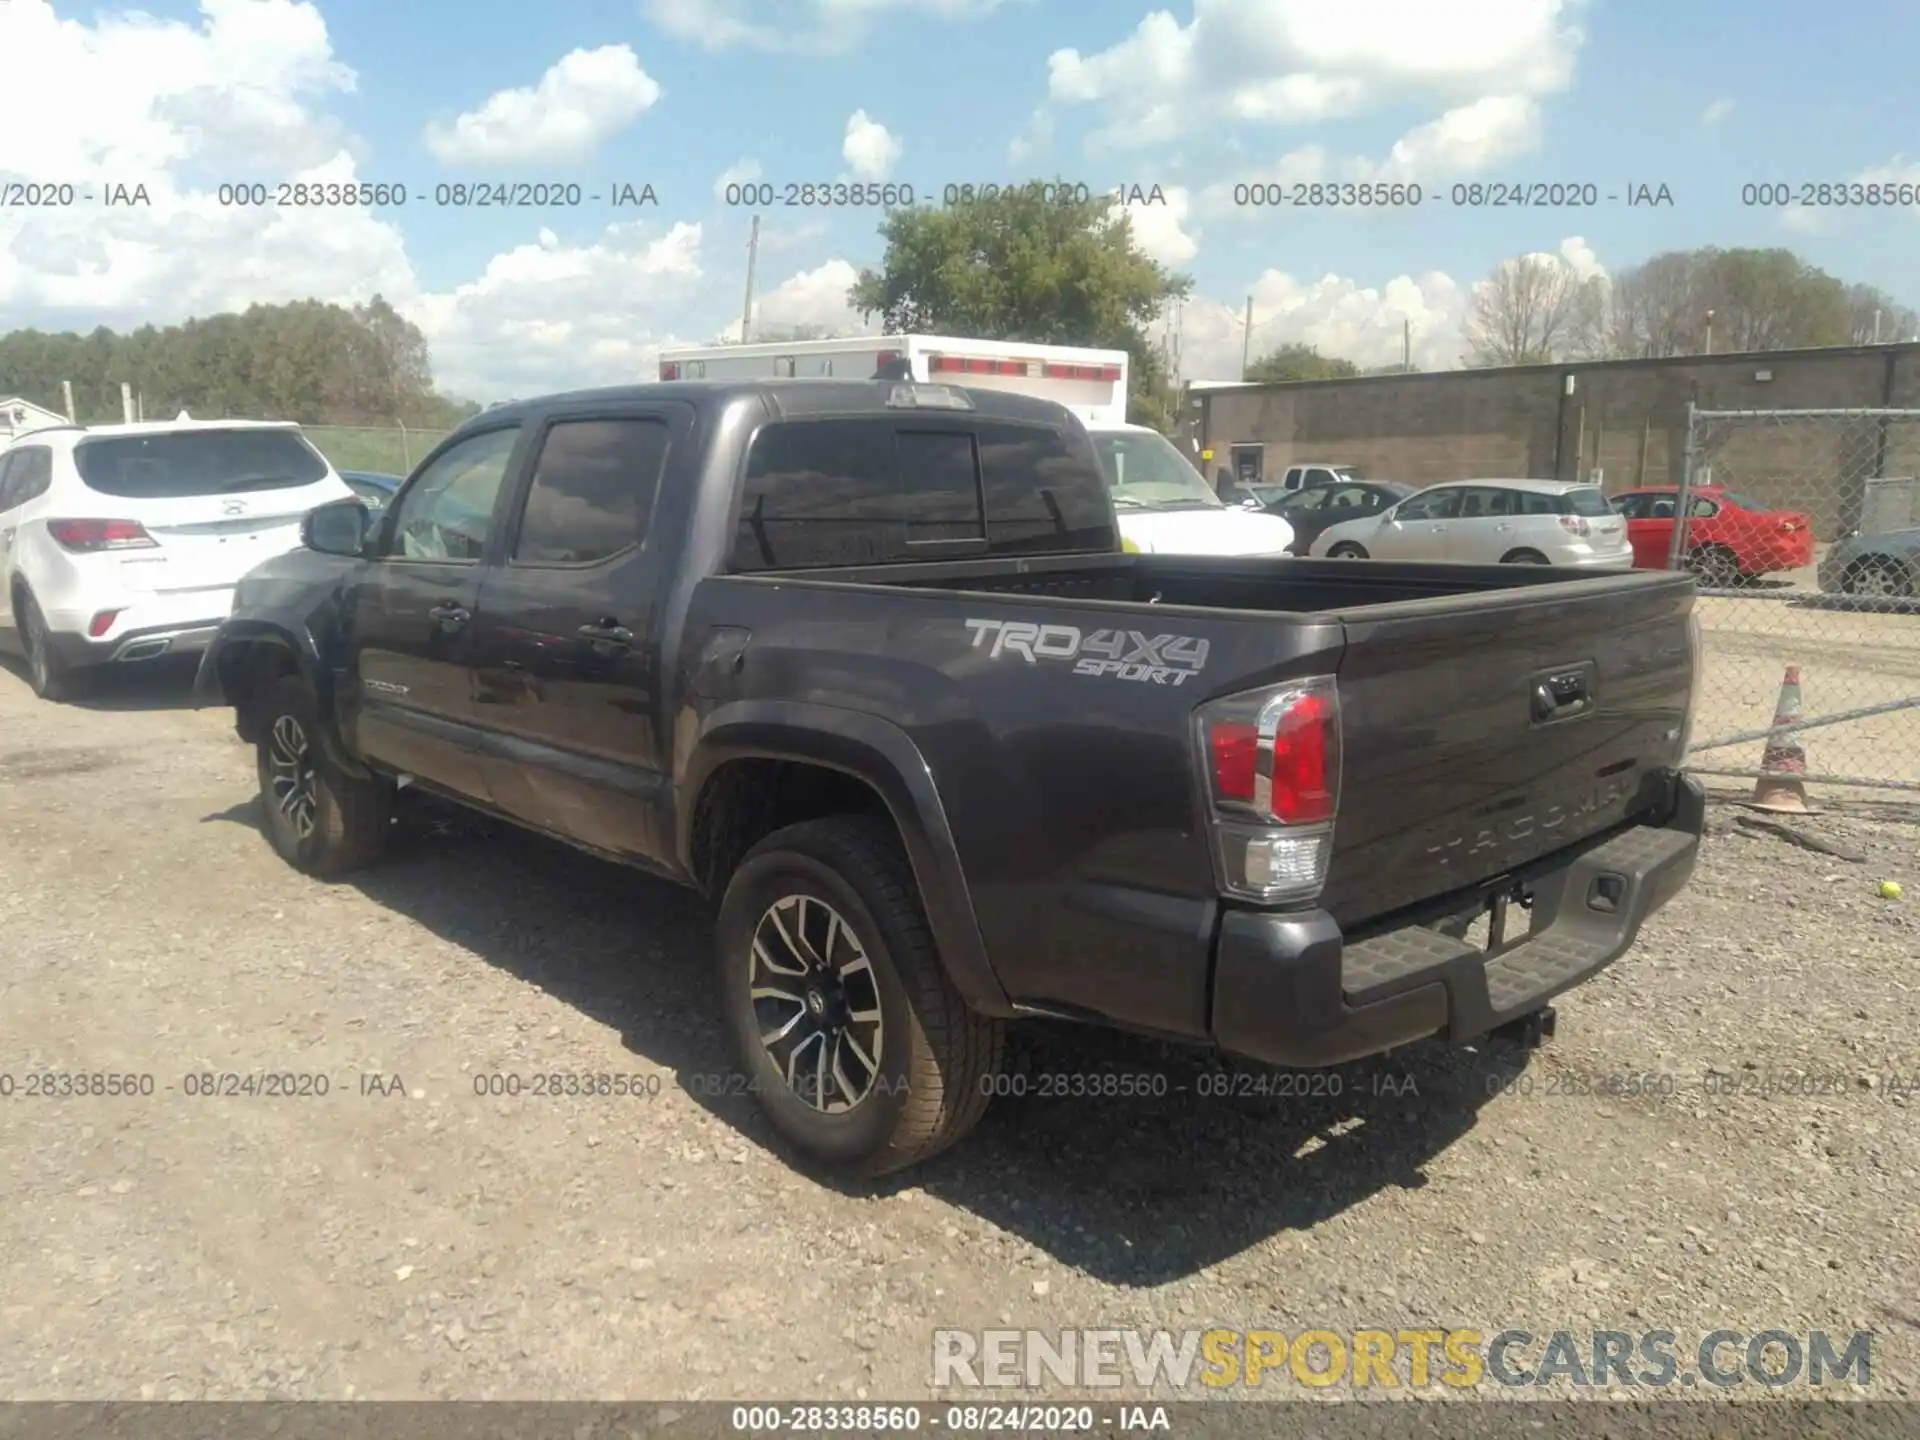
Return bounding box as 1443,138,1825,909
716,815,1004,1178
1686,545,1742,588
18,590,83,702
1841,556,1914,599
1500,548,1550,565
253,674,391,876
1327,542,1368,559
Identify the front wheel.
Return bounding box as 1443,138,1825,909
716,815,1004,1178
1327,542,1368,559
253,674,391,876
1841,557,1914,599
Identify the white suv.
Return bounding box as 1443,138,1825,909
0,420,352,700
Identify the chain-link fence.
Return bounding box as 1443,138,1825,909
1664,406,1920,795
302,424,451,476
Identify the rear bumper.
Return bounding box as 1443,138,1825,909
45,618,226,670
1209,775,1705,1068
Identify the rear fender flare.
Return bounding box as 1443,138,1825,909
680,701,1012,1018
207,620,370,780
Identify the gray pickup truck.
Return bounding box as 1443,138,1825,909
199,378,1705,1177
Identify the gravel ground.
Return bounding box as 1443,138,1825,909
1,657,1917,1405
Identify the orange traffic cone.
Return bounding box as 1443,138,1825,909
1750,665,1812,814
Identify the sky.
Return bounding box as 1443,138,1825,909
1,0,1916,402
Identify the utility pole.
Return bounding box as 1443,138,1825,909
740,215,761,344
1703,309,1715,356
1403,316,1412,370
61,380,75,423
1240,296,1253,379
1873,308,1883,344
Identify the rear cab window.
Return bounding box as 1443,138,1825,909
73,428,329,499
731,415,1112,571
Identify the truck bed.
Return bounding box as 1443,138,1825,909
692,553,1696,1040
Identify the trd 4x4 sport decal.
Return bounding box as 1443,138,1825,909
964,618,1209,686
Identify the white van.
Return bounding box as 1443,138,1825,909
658,336,1294,557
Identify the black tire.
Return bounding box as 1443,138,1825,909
1841,557,1914,599
1327,542,1368,559
1686,545,1741,588
18,590,84,702
716,815,1004,1178
1500,548,1550,565
253,673,391,877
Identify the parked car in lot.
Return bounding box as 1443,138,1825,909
199,379,1703,1178
1608,485,1815,586
1818,525,1920,599
339,470,402,511
1311,479,1632,568
1262,481,1415,556
0,419,353,700
1087,426,1295,555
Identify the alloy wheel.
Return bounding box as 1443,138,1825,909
748,893,885,1113
1845,561,1909,599
266,713,318,840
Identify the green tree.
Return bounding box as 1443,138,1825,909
1245,343,1360,383
848,180,1191,428
0,298,462,425
1606,247,1871,357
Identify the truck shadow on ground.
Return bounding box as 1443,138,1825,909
209,794,1515,1286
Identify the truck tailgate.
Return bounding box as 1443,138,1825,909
1320,572,1696,929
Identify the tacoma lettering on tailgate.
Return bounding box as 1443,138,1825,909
963,619,1209,686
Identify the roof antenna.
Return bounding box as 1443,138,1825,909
873,356,913,381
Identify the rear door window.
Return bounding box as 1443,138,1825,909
72,428,329,499
1457,487,1514,518
0,454,19,513
512,418,670,565
1513,490,1563,516
6,447,53,507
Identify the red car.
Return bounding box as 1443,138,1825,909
1609,485,1815,586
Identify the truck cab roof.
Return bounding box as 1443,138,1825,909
469,379,1085,430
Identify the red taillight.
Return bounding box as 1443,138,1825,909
1197,679,1341,903
1201,683,1340,823
48,518,157,552
1558,515,1591,537
1268,692,1336,823
1209,722,1260,803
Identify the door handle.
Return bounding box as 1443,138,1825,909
577,621,634,646
428,602,470,628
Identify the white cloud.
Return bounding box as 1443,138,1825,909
1780,156,1920,235
1364,95,1542,177
1048,0,1582,160
1111,186,1199,266
1008,108,1054,164
714,158,763,201
405,222,704,397
643,0,1023,54
843,111,903,180
1156,260,1492,382
423,45,660,166
0,0,356,176
1701,96,1734,126
718,259,875,342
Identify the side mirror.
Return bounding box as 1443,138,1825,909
303,497,372,556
